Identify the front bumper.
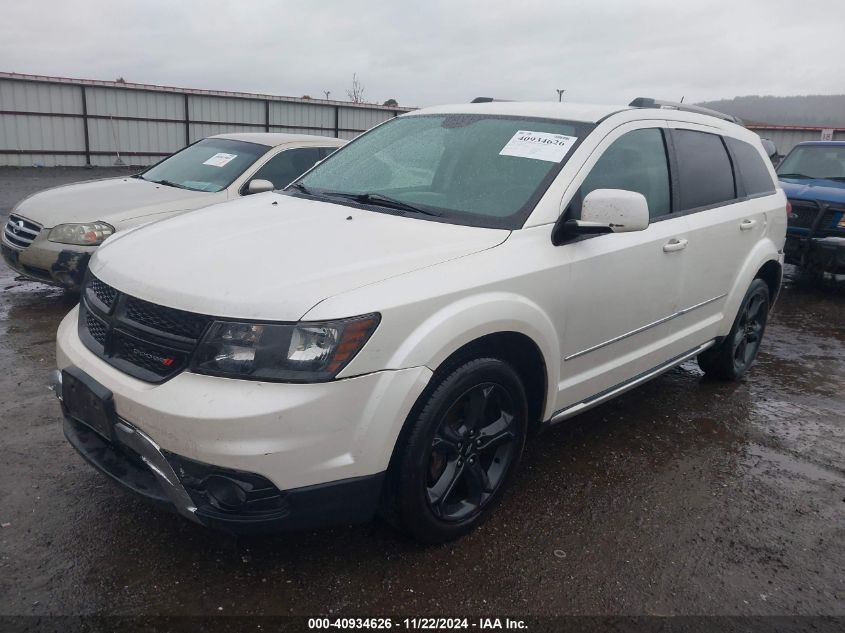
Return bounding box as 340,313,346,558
55,307,433,530
57,370,385,533
785,234,845,274
2,235,96,289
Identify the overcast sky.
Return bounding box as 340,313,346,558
1,0,842,108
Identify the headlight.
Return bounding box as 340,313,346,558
49,222,115,245
191,314,380,382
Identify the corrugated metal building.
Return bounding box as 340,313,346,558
748,124,845,160
0,72,414,167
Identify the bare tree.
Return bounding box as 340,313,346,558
346,73,366,104
383,98,398,107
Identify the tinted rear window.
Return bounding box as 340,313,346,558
726,137,776,196
674,130,736,210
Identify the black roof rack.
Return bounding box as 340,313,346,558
629,98,743,125
470,97,513,103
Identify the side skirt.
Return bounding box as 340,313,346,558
546,340,717,425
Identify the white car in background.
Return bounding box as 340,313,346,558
2,133,345,289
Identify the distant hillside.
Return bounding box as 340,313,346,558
696,95,845,127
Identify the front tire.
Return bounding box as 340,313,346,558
697,279,770,380
385,357,528,543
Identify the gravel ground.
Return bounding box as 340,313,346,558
0,167,843,619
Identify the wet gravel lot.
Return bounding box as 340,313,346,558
0,167,843,618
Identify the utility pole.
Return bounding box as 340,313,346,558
556,89,566,102
323,90,331,100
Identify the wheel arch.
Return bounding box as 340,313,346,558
721,242,783,336
384,292,560,423
755,258,783,307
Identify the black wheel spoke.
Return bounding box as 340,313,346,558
463,459,492,502
733,327,746,350
424,379,522,523
476,412,516,453
431,435,460,459
747,295,766,322
427,459,464,513
462,385,493,431
744,337,758,364
735,337,747,364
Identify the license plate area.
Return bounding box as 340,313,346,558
62,367,116,440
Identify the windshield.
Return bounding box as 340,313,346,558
295,114,590,228
140,138,269,192
777,145,845,181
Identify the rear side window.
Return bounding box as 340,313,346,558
726,137,776,195
580,128,671,218
674,130,736,210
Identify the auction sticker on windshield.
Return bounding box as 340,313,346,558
499,131,578,163
203,152,238,167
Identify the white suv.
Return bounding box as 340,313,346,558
52,99,786,542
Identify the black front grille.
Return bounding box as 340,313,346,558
89,277,118,309
818,206,845,237
78,274,212,383
788,199,821,230
124,296,209,339
85,311,108,346
787,199,845,237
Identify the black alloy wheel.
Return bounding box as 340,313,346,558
426,382,520,522
698,278,770,380
732,289,768,374
384,357,528,543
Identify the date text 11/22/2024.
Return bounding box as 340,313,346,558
308,617,528,630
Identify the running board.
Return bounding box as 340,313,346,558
547,340,716,425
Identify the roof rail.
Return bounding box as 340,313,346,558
470,97,513,103
629,97,743,125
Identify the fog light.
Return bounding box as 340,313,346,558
204,475,248,510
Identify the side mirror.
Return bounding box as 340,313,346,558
554,189,649,244
246,179,275,195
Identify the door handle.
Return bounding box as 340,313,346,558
662,238,688,253
740,219,758,231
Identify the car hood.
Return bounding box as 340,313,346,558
779,178,845,204
13,176,220,227
91,193,510,321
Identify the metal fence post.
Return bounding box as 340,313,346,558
80,85,91,166
183,93,190,145
333,105,340,138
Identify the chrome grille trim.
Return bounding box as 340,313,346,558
2,214,42,250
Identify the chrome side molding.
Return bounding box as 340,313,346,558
550,340,716,424
564,294,726,361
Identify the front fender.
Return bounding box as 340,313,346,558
381,292,561,421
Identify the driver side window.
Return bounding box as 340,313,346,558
580,128,671,219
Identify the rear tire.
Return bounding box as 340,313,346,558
697,279,770,381
384,357,528,544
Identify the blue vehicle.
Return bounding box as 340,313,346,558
777,141,845,274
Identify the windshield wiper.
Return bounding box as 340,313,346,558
323,191,442,217
288,181,313,195
821,176,845,182
151,179,190,190
777,173,812,180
